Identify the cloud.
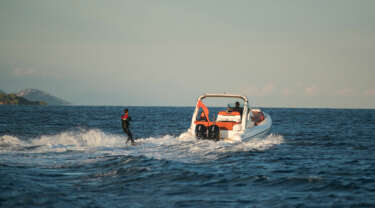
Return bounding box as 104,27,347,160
337,88,356,96
305,85,319,96
262,83,275,95
12,67,62,78
281,88,294,96
243,83,275,96
363,89,375,96
13,68,36,76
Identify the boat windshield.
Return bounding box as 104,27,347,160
196,97,244,122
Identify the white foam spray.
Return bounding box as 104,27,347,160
0,129,284,163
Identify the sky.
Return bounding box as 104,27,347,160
1,0,374,108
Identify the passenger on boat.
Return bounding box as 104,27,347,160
251,110,265,126
256,112,265,126
198,111,208,121
226,106,233,112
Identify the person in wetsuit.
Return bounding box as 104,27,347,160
121,108,135,145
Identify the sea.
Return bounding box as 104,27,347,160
0,106,374,208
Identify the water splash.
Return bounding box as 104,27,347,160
0,129,284,163
0,135,27,150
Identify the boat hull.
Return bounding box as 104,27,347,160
192,113,272,142
241,113,272,142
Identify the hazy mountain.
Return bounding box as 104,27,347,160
17,89,70,105
0,93,46,105
0,89,6,94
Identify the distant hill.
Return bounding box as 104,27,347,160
16,89,70,105
0,89,6,94
0,93,47,105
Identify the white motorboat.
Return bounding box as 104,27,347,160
188,93,272,141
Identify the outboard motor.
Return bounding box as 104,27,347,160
208,125,220,141
195,124,207,139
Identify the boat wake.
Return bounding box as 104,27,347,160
0,129,284,163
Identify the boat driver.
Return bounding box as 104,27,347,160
233,101,243,115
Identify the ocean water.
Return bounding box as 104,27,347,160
0,106,374,207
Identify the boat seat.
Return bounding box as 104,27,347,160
216,111,241,122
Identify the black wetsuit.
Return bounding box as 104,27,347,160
121,114,134,144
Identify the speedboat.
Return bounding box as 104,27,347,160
188,93,272,141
